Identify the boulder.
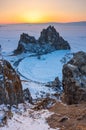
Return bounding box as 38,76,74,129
0,59,24,105
23,88,33,104
14,26,70,54
62,51,86,104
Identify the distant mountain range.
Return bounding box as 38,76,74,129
61,21,86,26
42,21,86,26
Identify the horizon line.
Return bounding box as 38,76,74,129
0,21,86,25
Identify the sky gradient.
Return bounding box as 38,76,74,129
0,0,86,24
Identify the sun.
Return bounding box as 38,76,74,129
25,11,43,23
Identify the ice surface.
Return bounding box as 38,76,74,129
18,50,70,83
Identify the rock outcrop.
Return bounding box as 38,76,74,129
14,26,70,54
38,26,70,50
0,59,24,105
23,88,33,104
62,51,86,104
46,77,62,91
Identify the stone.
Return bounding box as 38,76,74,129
62,51,86,104
46,77,62,91
19,33,37,44
23,88,33,104
14,26,70,55
0,59,24,105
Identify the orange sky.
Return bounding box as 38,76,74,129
0,0,86,24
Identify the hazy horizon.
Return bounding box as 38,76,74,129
0,21,86,25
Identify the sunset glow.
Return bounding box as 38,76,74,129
0,0,86,24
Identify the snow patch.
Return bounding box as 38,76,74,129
0,109,59,130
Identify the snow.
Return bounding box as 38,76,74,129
0,108,59,130
22,80,57,99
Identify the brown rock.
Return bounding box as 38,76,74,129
0,60,24,105
62,51,86,104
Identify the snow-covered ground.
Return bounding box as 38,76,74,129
0,103,59,130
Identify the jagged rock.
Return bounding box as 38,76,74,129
0,60,24,105
23,88,33,104
14,26,70,54
19,33,37,44
62,51,86,104
38,25,70,50
46,77,62,91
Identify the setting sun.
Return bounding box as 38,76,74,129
24,11,43,23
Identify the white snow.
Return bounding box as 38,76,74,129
22,80,57,99
0,109,59,130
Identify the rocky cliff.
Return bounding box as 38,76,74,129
14,26,70,55
0,59,24,105
62,51,86,104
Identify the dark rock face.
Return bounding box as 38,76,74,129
19,33,37,44
38,26,70,50
62,51,86,104
0,60,24,105
23,88,33,104
14,26,70,54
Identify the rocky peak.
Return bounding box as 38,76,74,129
38,26,59,44
14,25,70,54
0,59,24,105
38,26,70,50
62,51,86,104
